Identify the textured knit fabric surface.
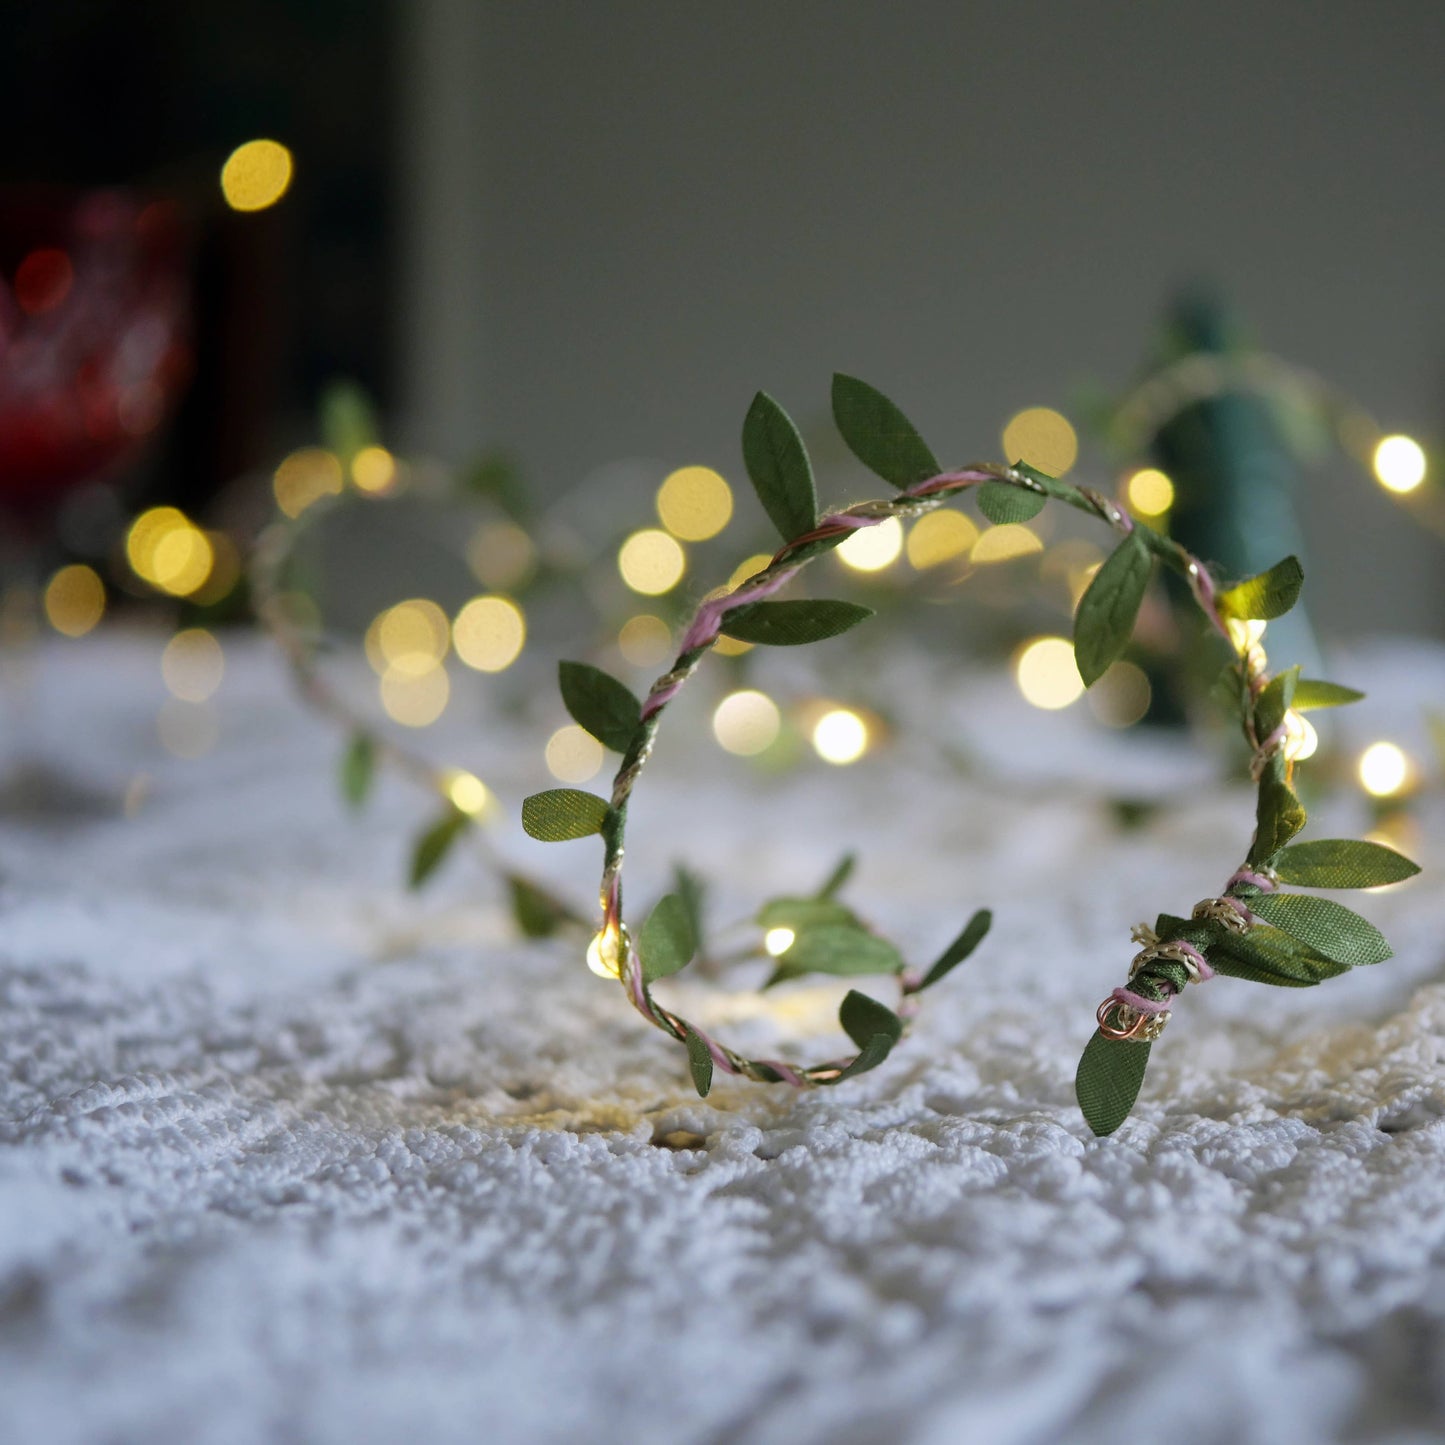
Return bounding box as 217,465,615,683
2,635,1443,1445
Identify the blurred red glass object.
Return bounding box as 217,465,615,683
0,189,192,520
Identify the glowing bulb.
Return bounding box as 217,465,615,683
618,614,672,667
812,708,868,765
1358,741,1410,798
220,139,294,212
379,663,450,727
587,928,622,978
712,689,781,756
273,448,344,518
764,927,796,956
1001,407,1078,476
453,595,525,672
161,628,225,703
1126,468,1175,517
1282,711,1319,763
618,529,686,595
377,599,451,675
656,466,734,541
351,446,397,494
445,770,491,816
43,564,104,637
1373,435,1426,494
837,516,903,572
1015,636,1085,710
906,510,977,568
546,725,604,783
1226,617,1268,651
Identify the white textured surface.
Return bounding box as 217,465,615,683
2,634,1444,1445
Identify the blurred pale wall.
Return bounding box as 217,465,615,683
398,1,1444,639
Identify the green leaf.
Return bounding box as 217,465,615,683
340,732,375,809
919,908,993,989
1292,679,1364,710
1217,555,1304,622
1274,839,1420,890
764,924,904,985
1250,893,1392,966
506,874,578,939
828,1032,896,1083
521,789,610,842
409,807,470,889
977,481,1047,525
1073,531,1152,686
1075,1032,1151,1137
684,1027,713,1097
1010,461,1077,502
639,893,696,982
319,380,378,464
830,374,940,489
839,989,905,1050
1210,662,1248,722
1208,923,1349,986
558,661,641,753
757,897,860,932
742,391,818,542
721,599,873,646
1253,666,1300,743
672,864,706,953
816,851,856,900
1249,770,1307,864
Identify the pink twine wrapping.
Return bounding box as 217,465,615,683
816,512,878,532
1188,562,1231,640
1171,940,1214,982
1111,985,1174,1016
690,1025,741,1076
903,467,994,498
754,1059,807,1088
1227,868,1277,895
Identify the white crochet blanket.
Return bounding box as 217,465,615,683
2,634,1443,1445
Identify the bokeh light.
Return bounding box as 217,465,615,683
161,628,225,703
764,927,796,956
43,564,104,637
811,708,869,765
1015,636,1085,710
712,689,781,756
1125,468,1175,517
192,532,243,606
727,554,774,591
467,522,537,591
1358,741,1410,797
838,516,903,572
126,507,214,596
907,510,978,569
220,139,294,212
351,446,397,494
380,663,450,727
971,523,1043,564
545,724,605,783
618,529,686,595
453,595,525,672
1001,407,1078,476
1085,660,1151,727
373,599,451,676
273,448,344,518
656,466,734,541
444,769,491,816
1373,435,1427,494
618,614,672,667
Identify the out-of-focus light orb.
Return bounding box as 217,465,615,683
161,628,225,703
656,466,733,541
838,516,903,572
157,699,218,759
712,689,781,756
587,928,622,978
1086,659,1151,728
1282,710,1319,762
1358,741,1410,797
907,510,978,569
713,634,753,657
728,553,774,591
764,927,796,956
467,522,536,591
453,595,525,672
14,248,74,316
374,598,451,676
1373,435,1427,494
220,139,294,212
126,506,214,596
192,532,242,606
812,708,869,765
43,564,104,637
1001,407,1078,477
444,769,491,816
380,662,450,727
351,445,397,494
1015,636,1085,710
618,613,672,667
546,724,604,783
1126,468,1175,517
971,523,1043,564
273,448,343,518
618,529,685,595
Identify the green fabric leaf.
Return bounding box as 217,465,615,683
721,599,874,646
672,864,706,953
816,851,856,900
1075,1032,1151,1137
640,893,696,982
684,1027,713,1097
558,660,641,753
1208,923,1350,986
1274,839,1420,889
1210,662,1248,722
319,380,378,464
756,897,860,931
1073,531,1152,686
1253,666,1300,743
521,789,610,842
829,1032,895,1083
1010,461,1077,502
340,732,375,810
839,989,905,1050
1249,768,1307,864
764,924,904,985
919,909,993,989
742,390,818,542
830,373,940,489
506,874,578,939
977,481,1047,525
1292,679,1365,710
1250,893,1392,966
1217,555,1304,621
408,807,470,889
